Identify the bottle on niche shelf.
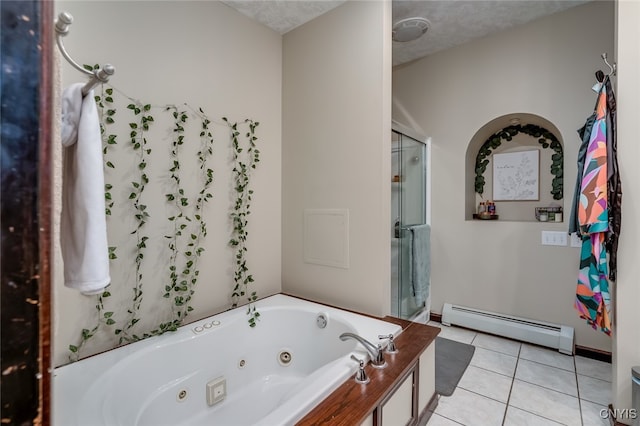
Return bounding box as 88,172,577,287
487,201,496,215
478,201,486,214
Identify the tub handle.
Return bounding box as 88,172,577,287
378,334,398,353
340,333,387,368
350,355,370,384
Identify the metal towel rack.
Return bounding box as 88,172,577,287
55,11,115,96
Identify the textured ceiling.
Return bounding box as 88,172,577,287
221,0,592,66
220,0,348,34
392,0,591,66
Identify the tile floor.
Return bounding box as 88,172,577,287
426,321,613,426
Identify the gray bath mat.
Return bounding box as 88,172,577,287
435,337,475,396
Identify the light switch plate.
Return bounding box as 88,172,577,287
541,231,567,246
570,233,583,248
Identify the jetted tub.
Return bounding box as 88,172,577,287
53,294,402,426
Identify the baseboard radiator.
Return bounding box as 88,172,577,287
441,303,575,355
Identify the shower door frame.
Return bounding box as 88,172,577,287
391,121,431,320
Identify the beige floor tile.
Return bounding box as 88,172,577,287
503,406,564,425
472,333,521,357
509,379,582,426
515,358,578,397
436,324,477,345
577,374,612,406
457,365,513,403
469,347,518,377
426,413,465,425
580,399,611,426
434,387,506,426
431,328,616,426
520,343,575,372
575,355,612,382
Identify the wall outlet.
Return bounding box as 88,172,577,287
541,231,567,246
206,377,226,406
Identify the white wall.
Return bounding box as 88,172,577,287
612,0,640,421
53,1,282,366
393,1,613,351
281,0,392,316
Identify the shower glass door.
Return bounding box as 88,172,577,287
391,130,427,319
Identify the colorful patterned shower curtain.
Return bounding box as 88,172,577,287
573,77,614,335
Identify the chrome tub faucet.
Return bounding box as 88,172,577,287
339,332,387,368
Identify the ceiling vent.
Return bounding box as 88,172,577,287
392,17,430,43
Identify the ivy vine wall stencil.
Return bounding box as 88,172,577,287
69,81,261,360
474,124,563,200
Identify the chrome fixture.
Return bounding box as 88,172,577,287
339,333,386,369
55,11,115,96
278,350,292,366
378,334,398,353
350,355,370,384
601,52,616,77
316,313,328,329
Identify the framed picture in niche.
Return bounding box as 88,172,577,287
492,150,539,201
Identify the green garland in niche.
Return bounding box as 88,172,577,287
474,124,563,200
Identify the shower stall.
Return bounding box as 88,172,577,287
391,122,430,320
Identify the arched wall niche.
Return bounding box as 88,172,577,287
464,113,565,222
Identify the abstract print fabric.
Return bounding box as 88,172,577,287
574,80,611,335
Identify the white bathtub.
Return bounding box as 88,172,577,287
53,294,402,426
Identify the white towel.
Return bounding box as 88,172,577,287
60,83,110,295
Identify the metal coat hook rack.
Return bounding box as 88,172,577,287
601,52,616,77
55,11,115,96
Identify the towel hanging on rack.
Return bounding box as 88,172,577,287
60,83,111,295
407,224,430,307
